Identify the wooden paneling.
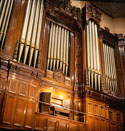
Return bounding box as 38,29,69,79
87,102,94,114
58,121,67,131
87,116,94,131
24,100,35,129
94,117,100,131
47,119,56,131
29,86,37,99
94,104,99,116
2,94,16,125
100,106,105,118
14,97,27,127
18,83,28,97
8,80,17,94
100,119,106,131
69,123,78,131
35,116,46,131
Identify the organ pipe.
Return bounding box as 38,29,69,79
34,0,44,67
87,20,101,90
103,43,118,94
17,0,44,68
50,24,56,70
57,27,61,69
18,0,32,62
53,25,58,71
47,22,70,76
24,0,36,64
29,0,40,66
1,0,14,49
0,0,14,49
47,23,53,69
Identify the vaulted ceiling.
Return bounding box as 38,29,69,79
91,2,125,18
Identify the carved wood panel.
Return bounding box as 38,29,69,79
47,119,56,131
18,83,28,97
2,94,16,125
57,121,67,131
69,123,78,131
8,79,17,94
24,100,35,129
28,85,37,100
14,97,27,127
35,116,46,130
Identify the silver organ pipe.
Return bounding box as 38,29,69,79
17,0,44,68
47,22,70,77
103,43,118,94
86,20,101,90
0,0,15,49
24,0,36,64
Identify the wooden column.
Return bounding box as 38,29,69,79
4,0,27,58
40,18,50,72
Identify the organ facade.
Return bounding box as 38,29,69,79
0,0,124,130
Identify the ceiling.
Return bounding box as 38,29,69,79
91,2,125,18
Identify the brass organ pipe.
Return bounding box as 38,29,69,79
0,0,4,17
57,27,61,69
53,25,58,70
60,28,64,70
95,24,100,71
87,25,90,68
103,44,108,90
0,0,7,28
0,0,8,42
89,21,93,69
18,0,32,62
92,22,97,90
111,48,115,92
24,0,36,64
63,29,67,74
34,0,43,67
87,25,91,87
89,21,94,88
1,0,14,49
107,46,111,90
109,47,114,91
29,0,40,66
47,23,53,69
66,31,69,76
92,22,96,70
112,48,117,93
50,24,56,70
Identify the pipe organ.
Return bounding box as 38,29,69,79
17,0,44,68
86,20,101,91
103,43,118,94
0,1,124,131
47,22,70,77
0,0,15,49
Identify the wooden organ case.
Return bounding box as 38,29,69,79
0,0,124,131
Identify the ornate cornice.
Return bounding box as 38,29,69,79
99,27,118,47
45,0,82,29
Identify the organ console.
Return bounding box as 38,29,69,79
0,0,124,131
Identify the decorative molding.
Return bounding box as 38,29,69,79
99,27,118,47
53,69,65,83
45,0,83,29
86,5,102,20
0,57,44,80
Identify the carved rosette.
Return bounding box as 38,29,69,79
53,69,65,83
